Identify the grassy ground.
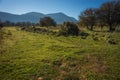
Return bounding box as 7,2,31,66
0,27,120,80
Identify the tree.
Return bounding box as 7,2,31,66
25,22,32,27
0,19,3,29
40,16,56,27
79,8,97,30
59,22,79,36
96,1,119,31
79,0,120,31
4,20,11,26
114,0,120,27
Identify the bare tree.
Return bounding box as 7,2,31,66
79,8,97,30
97,1,119,31
0,19,3,29
114,0,120,28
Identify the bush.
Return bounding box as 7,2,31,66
52,60,62,66
0,30,3,44
40,16,56,27
7,30,12,35
59,22,80,36
80,32,89,39
93,37,99,41
80,32,89,36
108,39,117,44
0,21,3,29
81,36,87,39
21,26,56,35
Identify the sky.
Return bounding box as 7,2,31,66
0,0,112,19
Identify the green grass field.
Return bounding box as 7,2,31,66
0,27,120,80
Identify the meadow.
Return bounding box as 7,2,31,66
0,27,120,80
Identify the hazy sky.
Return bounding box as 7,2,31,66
0,0,112,19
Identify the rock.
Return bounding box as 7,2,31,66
38,77,44,80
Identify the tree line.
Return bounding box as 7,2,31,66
79,0,120,31
0,20,39,28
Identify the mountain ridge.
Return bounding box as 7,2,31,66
0,11,77,24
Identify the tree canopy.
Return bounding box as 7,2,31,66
79,8,97,30
40,16,56,27
79,0,120,31
59,22,79,36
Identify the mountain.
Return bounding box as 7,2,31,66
0,12,19,22
0,11,77,24
0,12,46,23
20,12,45,23
47,12,77,24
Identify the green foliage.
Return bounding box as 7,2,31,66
52,60,62,66
40,16,56,27
79,0,120,31
108,39,118,45
0,29,3,44
79,8,96,30
21,26,58,36
0,20,3,29
59,22,80,36
80,32,89,39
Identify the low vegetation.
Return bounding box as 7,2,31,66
59,22,79,36
0,27,120,80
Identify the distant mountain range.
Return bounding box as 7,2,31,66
0,12,77,24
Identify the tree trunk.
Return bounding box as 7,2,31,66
109,24,115,32
90,25,93,31
86,26,89,30
101,25,104,31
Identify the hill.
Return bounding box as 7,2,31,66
0,12,77,24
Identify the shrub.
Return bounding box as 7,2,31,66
81,36,87,39
80,32,89,36
7,30,12,35
0,30,3,44
93,37,99,41
21,27,26,30
0,21,3,29
40,16,56,27
52,60,62,66
59,22,80,36
80,32,89,39
108,39,117,44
